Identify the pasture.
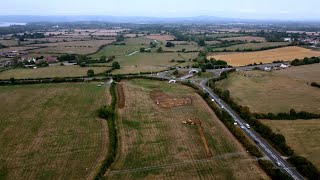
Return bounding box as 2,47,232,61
261,119,320,169
108,79,268,179
214,65,320,114
219,36,266,42
209,46,320,66
0,65,111,79
27,40,115,55
90,44,148,58
0,83,109,179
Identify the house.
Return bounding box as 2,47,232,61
45,56,58,63
280,64,289,69
189,69,199,74
169,80,176,84
283,38,292,42
264,67,272,71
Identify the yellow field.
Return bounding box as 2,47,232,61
0,66,111,79
209,46,320,66
261,119,320,169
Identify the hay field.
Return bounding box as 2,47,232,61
0,83,109,179
108,79,268,179
273,63,320,83
161,44,202,52
219,36,266,42
27,40,115,55
261,119,320,169
0,66,111,79
0,40,19,46
209,46,320,66
215,67,320,113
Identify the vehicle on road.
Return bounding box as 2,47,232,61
245,123,250,129
276,161,282,167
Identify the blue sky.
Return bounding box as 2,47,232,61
0,0,319,20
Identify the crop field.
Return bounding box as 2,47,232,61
27,40,115,55
209,46,320,66
219,36,266,42
108,79,268,179
212,42,290,52
124,37,154,45
215,66,320,113
0,65,111,79
197,33,243,39
0,83,109,179
0,46,41,52
145,34,176,41
112,66,167,75
273,63,320,83
90,44,148,58
0,40,19,46
261,119,320,169
205,40,221,45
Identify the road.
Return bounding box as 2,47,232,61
198,79,304,180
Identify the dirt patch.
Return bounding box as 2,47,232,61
150,90,192,108
117,84,125,109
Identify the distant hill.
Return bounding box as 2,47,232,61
0,15,253,24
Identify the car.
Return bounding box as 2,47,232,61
221,106,224,109
240,125,245,129
211,99,215,102
253,140,259,144
276,161,282,167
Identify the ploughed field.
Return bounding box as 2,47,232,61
215,64,320,114
108,79,268,179
209,46,320,66
0,83,109,179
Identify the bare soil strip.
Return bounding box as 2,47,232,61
117,83,125,109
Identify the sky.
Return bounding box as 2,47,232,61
0,0,319,20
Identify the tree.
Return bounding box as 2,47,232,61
198,39,206,46
181,48,186,52
156,47,163,53
165,42,175,47
201,66,206,72
112,61,120,69
99,55,107,62
140,48,145,52
173,70,179,75
87,69,95,77
116,35,124,42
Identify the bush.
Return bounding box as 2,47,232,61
258,160,291,180
173,70,179,75
97,105,113,119
87,69,95,77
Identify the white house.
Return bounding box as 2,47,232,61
264,67,272,71
280,64,289,69
189,69,199,74
284,38,292,42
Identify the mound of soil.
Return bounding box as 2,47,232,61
117,84,125,109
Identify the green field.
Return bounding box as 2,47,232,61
213,42,290,51
0,83,109,179
0,65,111,79
261,119,320,169
215,65,320,113
108,79,268,179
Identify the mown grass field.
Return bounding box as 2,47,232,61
215,64,320,113
261,119,320,169
0,65,111,79
108,79,268,179
0,83,109,180
209,46,320,66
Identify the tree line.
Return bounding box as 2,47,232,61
208,72,320,179
253,109,320,120
291,56,320,66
